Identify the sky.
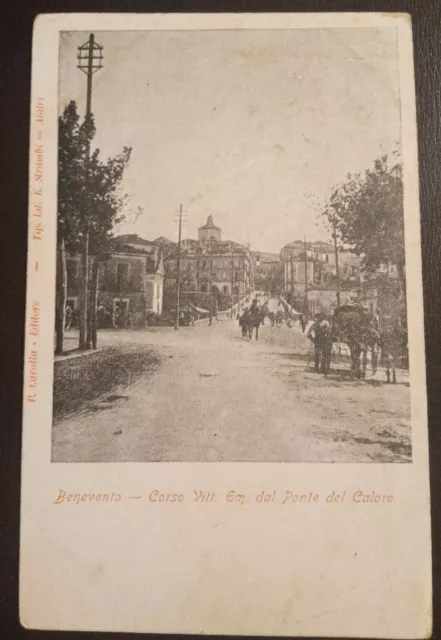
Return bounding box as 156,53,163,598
59,28,401,253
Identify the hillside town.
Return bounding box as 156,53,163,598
62,214,402,331
53,30,410,464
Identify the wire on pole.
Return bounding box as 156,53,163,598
77,36,104,75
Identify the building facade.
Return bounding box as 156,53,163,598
283,258,315,296
281,239,360,297
66,234,164,326
252,251,283,294
164,216,254,310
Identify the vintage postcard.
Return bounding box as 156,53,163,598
21,12,431,636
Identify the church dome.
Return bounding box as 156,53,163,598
199,215,221,230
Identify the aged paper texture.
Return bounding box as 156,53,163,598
21,12,431,637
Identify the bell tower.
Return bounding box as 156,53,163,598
198,215,222,242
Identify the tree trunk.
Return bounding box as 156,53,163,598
78,232,89,349
55,237,67,355
86,258,99,349
397,261,406,299
91,260,99,349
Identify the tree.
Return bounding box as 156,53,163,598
56,102,87,354
56,101,132,353
322,151,405,295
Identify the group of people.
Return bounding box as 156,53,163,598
305,308,404,382
237,295,405,382
238,297,308,337
238,297,305,339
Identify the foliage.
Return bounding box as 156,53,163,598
322,152,405,290
58,101,87,252
58,101,133,258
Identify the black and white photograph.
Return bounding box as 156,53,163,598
53,26,411,464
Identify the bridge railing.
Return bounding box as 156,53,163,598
280,297,301,318
216,294,253,321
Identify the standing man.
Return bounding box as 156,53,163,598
307,313,331,373
239,305,249,337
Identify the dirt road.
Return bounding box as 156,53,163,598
52,318,411,463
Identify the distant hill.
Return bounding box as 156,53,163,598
153,236,176,246
251,251,280,263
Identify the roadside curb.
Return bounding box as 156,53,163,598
54,347,106,362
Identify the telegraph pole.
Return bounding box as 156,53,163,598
290,253,294,303
175,204,183,330
230,245,235,318
304,236,308,317
332,222,341,306
77,33,103,349
196,244,201,293
209,236,214,326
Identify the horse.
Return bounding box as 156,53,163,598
331,305,402,382
267,311,276,328
275,309,284,327
259,305,275,328
243,306,264,340
330,306,379,380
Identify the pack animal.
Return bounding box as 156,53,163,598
330,306,380,380
242,304,264,340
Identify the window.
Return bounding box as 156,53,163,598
222,285,228,294
116,262,129,291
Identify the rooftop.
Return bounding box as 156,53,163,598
112,235,162,273
282,240,334,252
164,239,250,260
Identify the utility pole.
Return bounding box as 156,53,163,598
230,245,235,318
77,33,103,349
242,256,246,303
196,244,201,293
174,204,183,330
304,236,308,317
290,253,294,303
332,221,341,306
209,236,214,326
272,262,276,298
